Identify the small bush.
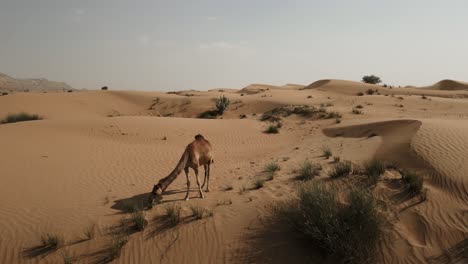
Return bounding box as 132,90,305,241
107,235,128,261
41,234,62,249
264,161,281,172
296,160,322,181
1,92,8,96
190,205,209,220
355,105,364,109
215,95,230,115
335,118,342,124
328,161,352,178
101,86,108,91
333,156,341,163
2,112,41,124
275,183,381,263
253,178,265,189
62,252,72,264
357,92,364,96
265,124,279,134
365,160,386,184
366,89,376,95
131,211,147,231
322,146,332,159
401,171,423,195
352,108,363,115
265,171,275,181
421,95,428,100
224,185,233,191
324,111,342,119
165,205,182,227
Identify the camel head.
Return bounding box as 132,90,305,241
148,184,163,208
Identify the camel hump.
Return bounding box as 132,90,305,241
194,134,205,140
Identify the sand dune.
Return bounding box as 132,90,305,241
1,80,467,263
419,79,468,91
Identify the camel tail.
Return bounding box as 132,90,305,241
157,149,189,192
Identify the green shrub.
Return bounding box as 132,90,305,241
401,171,423,195
2,112,41,124
322,146,332,159
365,160,386,184
265,125,279,134
275,183,381,263
328,161,352,178
106,235,128,261
165,205,182,227
215,95,230,114
253,178,265,189
362,75,382,84
190,205,210,220
264,161,281,172
131,211,147,231
41,233,62,249
296,160,322,181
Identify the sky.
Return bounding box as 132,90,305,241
1,0,468,91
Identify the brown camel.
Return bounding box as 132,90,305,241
148,134,213,206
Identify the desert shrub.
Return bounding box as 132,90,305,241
335,118,342,124
224,185,233,191
264,161,281,172
41,234,62,249
215,95,230,114
2,112,41,124
323,111,342,119
265,171,275,181
131,211,147,231
296,160,322,181
2,92,8,96
320,102,333,107
253,178,265,189
421,95,428,100
190,205,211,220
165,205,182,227
265,124,279,134
365,160,386,184
275,183,381,263
322,146,332,159
357,92,364,96
62,252,72,264
198,110,219,119
355,105,364,109
362,75,382,84
333,156,341,163
401,171,423,195
106,235,128,261
239,185,247,194
328,161,352,178
83,224,95,240
101,86,108,90
352,108,363,114
366,89,377,95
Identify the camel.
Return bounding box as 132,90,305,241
148,134,213,206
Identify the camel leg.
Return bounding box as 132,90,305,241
202,164,208,189
184,167,190,201
205,164,211,192
194,167,204,199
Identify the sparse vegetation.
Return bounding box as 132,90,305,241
101,86,108,90
322,146,332,159
275,183,382,263
215,95,230,115
1,112,42,124
352,108,363,114
106,235,128,261
62,252,72,264
198,109,219,119
357,92,364,96
296,160,322,181
239,186,247,194
41,233,62,249
421,95,428,100
365,160,386,185
401,170,423,195
83,224,95,240
190,205,211,220
333,156,341,163
355,105,364,109
2,92,8,96
224,185,233,191
366,89,377,95
362,75,382,84
265,171,275,181
265,124,280,134
264,161,281,172
165,205,182,227
253,178,265,189
131,211,147,231
335,118,342,124
261,105,341,122
328,161,352,178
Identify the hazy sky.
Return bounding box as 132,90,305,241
1,0,467,90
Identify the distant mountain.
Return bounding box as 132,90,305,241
0,72,73,92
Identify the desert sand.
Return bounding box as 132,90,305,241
0,79,467,263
